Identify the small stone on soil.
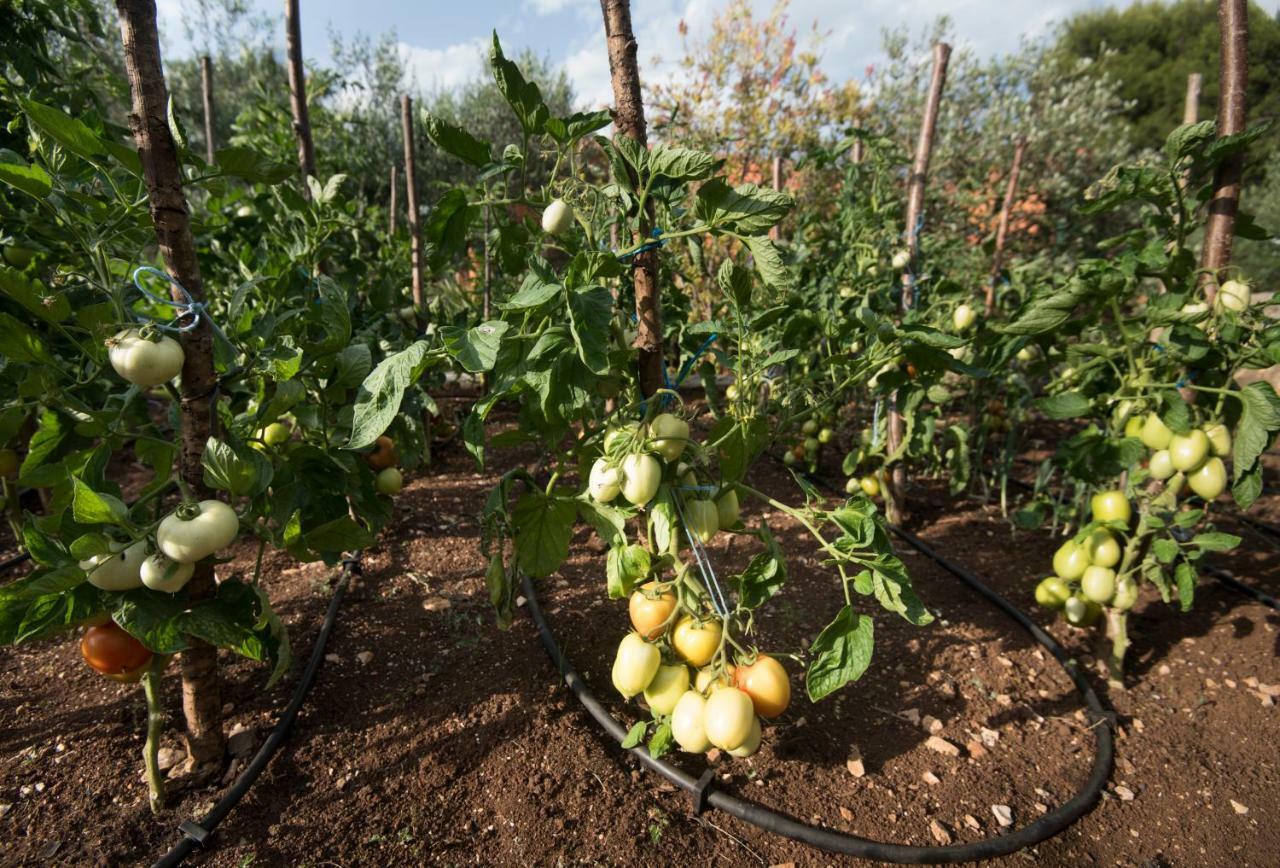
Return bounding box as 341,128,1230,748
1115,785,1135,801
324,653,341,664
356,650,374,665
925,736,960,757
1159,664,1171,676
980,727,999,747
922,771,940,785
929,819,952,844
901,708,921,724
1230,800,1249,815
157,747,186,772
922,715,943,734
846,749,866,778
992,804,1013,827
966,741,987,758
963,814,980,831
839,806,853,821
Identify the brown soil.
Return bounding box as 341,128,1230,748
1,426,1277,867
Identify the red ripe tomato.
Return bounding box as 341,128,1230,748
80,622,152,678
733,655,791,718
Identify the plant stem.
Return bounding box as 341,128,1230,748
141,657,168,814
1104,609,1130,690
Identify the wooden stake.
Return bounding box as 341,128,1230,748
388,164,398,236
1199,0,1248,305
1183,72,1203,124
200,54,215,164
770,154,783,239
851,117,864,165
402,94,424,309
114,0,224,773
986,135,1027,317
600,0,662,399
887,42,951,524
285,0,316,196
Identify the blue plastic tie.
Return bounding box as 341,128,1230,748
130,266,231,346
616,227,667,262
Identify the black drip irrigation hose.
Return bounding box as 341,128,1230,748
520,471,1115,862
0,550,31,575
1001,474,1280,611
150,554,361,868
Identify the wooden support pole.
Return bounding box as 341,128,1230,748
388,164,398,236
285,0,316,196
770,153,783,239
1183,72,1203,124
886,42,950,524
851,117,864,165
1199,0,1249,305
115,0,224,773
600,0,662,399
402,95,424,309
986,135,1027,317
200,54,216,164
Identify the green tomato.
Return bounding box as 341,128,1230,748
643,663,690,716
1086,528,1121,568
859,475,880,497
611,632,660,698
1123,415,1144,439
1081,565,1117,604
684,498,719,544
716,488,740,529
1214,278,1251,313
1016,346,1036,362
1148,449,1175,480
649,413,689,462
262,422,291,446
621,453,662,505
1140,414,1173,450
845,476,860,495
376,467,404,495
1204,423,1231,458
108,328,185,387
588,458,621,503
79,539,148,591
1168,429,1210,473
1035,576,1072,610
3,245,36,268
1064,594,1102,627
541,198,575,236
1091,490,1132,525
1052,540,1090,582
818,428,834,444
801,419,819,436
671,690,712,752
782,450,797,466
725,383,740,401
890,249,910,270
953,303,976,332
703,686,756,751
1111,576,1139,612
156,500,239,563
140,554,195,593
803,437,820,455
1187,457,1227,500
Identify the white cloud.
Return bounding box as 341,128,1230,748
525,0,588,14
398,39,489,93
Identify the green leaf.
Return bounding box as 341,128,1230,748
1035,392,1092,420
1174,561,1195,612
303,517,375,554
1189,532,1240,553
733,521,786,609
648,722,673,758
742,235,793,291
695,178,793,235
512,490,575,578
1151,537,1180,564
215,146,294,183
1232,382,1280,482
441,321,509,373
423,112,492,167
0,160,51,198
20,98,106,160
806,605,873,702
485,550,513,629
489,32,549,136
867,554,932,625
578,499,627,548
71,478,125,526
348,341,436,449
620,721,647,749
332,344,373,389
566,285,614,374
500,270,563,310
545,109,611,145
0,311,55,364
648,144,716,183
202,437,270,497
606,543,651,599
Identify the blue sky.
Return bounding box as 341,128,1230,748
156,0,1280,108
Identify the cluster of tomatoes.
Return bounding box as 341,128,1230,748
1127,412,1230,501
365,435,404,495
587,411,791,756
1034,489,1135,627
781,416,836,472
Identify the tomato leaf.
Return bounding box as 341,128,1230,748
620,721,647,749
1034,392,1091,420
647,722,674,759
19,97,106,161
489,32,549,136
71,478,124,527
606,544,650,599
806,605,874,702
732,521,786,609
742,235,793,291
566,285,614,374
0,159,51,198
422,112,492,167
512,490,575,578
441,320,509,373
348,340,436,449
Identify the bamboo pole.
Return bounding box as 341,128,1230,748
600,0,662,399
388,164,398,236
115,0,224,774
200,54,215,163
1183,72,1203,124
985,135,1027,317
886,42,951,524
284,0,316,196
1198,0,1248,307
402,95,424,310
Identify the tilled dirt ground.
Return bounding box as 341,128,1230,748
1,426,1277,867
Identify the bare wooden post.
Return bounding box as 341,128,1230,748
851,117,864,165
115,0,224,774
1199,0,1248,306
600,0,662,398
985,135,1027,317
284,0,316,196
200,54,216,163
1183,72,1203,124
886,42,950,524
769,154,783,239
388,164,398,236
401,95,424,309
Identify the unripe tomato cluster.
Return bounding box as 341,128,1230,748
365,435,405,496
1034,489,1134,627
782,413,836,473
841,428,881,498
1133,412,1229,501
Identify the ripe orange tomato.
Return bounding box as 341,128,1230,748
733,655,791,718
80,622,152,678
365,435,398,470
628,582,677,639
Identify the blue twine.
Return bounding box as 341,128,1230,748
678,483,719,494
130,266,231,346
640,332,719,415
616,227,667,262
1152,342,1166,353
1175,371,1196,389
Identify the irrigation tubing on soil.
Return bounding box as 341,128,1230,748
0,550,31,575
520,468,1115,862
150,553,361,868
1001,473,1279,611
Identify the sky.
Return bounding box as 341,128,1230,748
155,0,1280,109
